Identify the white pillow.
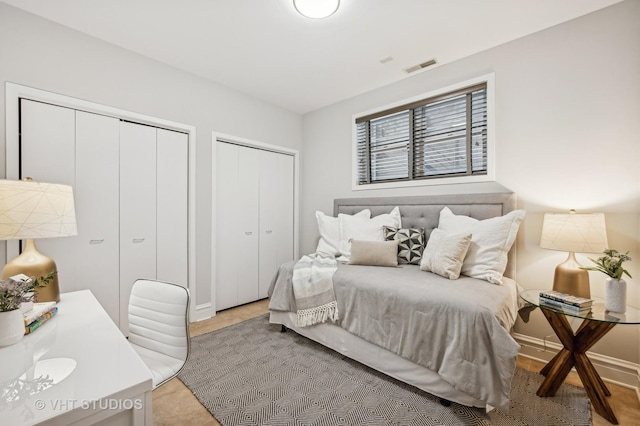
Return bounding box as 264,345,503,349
315,209,370,257
338,206,402,260
437,207,526,284
420,228,472,280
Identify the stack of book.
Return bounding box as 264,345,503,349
23,301,58,335
539,290,593,313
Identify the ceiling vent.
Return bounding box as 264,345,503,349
404,59,437,74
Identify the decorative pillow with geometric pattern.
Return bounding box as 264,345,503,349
383,226,426,265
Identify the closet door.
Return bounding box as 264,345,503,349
215,142,293,310
236,146,260,305
19,99,77,293
274,153,295,268
216,142,240,310
215,142,260,310
258,150,294,298
119,121,157,331
75,111,120,324
156,129,188,287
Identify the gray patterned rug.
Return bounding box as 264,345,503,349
178,314,591,425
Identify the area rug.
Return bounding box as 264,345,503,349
178,314,591,425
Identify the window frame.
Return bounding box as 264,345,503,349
351,73,495,191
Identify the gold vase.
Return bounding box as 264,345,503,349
1,239,60,303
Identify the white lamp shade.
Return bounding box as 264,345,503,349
540,211,608,253
294,0,340,19
0,179,77,240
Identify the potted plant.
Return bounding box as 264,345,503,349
0,271,55,346
581,249,632,313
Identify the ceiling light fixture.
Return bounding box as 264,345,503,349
294,0,340,19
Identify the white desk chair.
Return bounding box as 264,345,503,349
128,279,190,389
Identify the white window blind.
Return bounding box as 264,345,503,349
356,83,487,185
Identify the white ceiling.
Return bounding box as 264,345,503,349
2,0,622,114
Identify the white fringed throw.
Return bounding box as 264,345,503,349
292,254,339,327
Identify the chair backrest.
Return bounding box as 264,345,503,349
128,279,190,366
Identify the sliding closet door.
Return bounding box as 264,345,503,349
119,121,157,330
258,150,294,298
156,129,189,287
17,94,192,332
236,146,260,305
19,99,77,293
274,153,295,271
216,140,295,310
75,111,120,324
216,142,260,310
216,142,240,310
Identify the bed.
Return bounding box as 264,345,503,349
267,193,523,411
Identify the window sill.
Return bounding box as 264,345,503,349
352,172,495,191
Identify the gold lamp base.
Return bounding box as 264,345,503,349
552,251,590,299
1,239,60,303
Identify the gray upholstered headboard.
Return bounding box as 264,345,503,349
334,193,517,279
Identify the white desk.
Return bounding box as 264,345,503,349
0,290,153,425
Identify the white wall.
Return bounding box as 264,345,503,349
0,4,303,311
2,0,638,371
301,1,640,365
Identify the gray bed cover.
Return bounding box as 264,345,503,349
268,261,521,410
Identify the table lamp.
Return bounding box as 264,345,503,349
0,179,77,303
539,210,608,299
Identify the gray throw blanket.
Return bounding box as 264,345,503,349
292,254,339,327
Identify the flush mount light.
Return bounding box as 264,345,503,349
294,0,340,19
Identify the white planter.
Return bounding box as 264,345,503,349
605,278,627,313
0,309,25,347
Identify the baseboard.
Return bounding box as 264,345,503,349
192,302,215,322
514,332,640,397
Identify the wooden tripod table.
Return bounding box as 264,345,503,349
520,290,640,425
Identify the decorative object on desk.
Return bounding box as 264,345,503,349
0,274,47,346
23,301,57,326
0,275,38,311
540,209,608,298
0,309,25,347
0,178,77,303
581,248,632,313
19,297,34,314
25,306,58,335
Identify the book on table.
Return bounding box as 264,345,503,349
539,290,593,308
23,301,58,335
23,301,57,325
539,297,592,313
24,306,58,335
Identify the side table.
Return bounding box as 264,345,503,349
519,289,640,425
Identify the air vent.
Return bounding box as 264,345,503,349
404,59,437,74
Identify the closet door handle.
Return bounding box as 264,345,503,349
244,231,253,236
89,239,104,244
133,238,145,243
265,230,273,234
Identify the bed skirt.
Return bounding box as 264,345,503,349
269,310,491,411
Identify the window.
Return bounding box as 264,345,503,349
355,79,490,187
